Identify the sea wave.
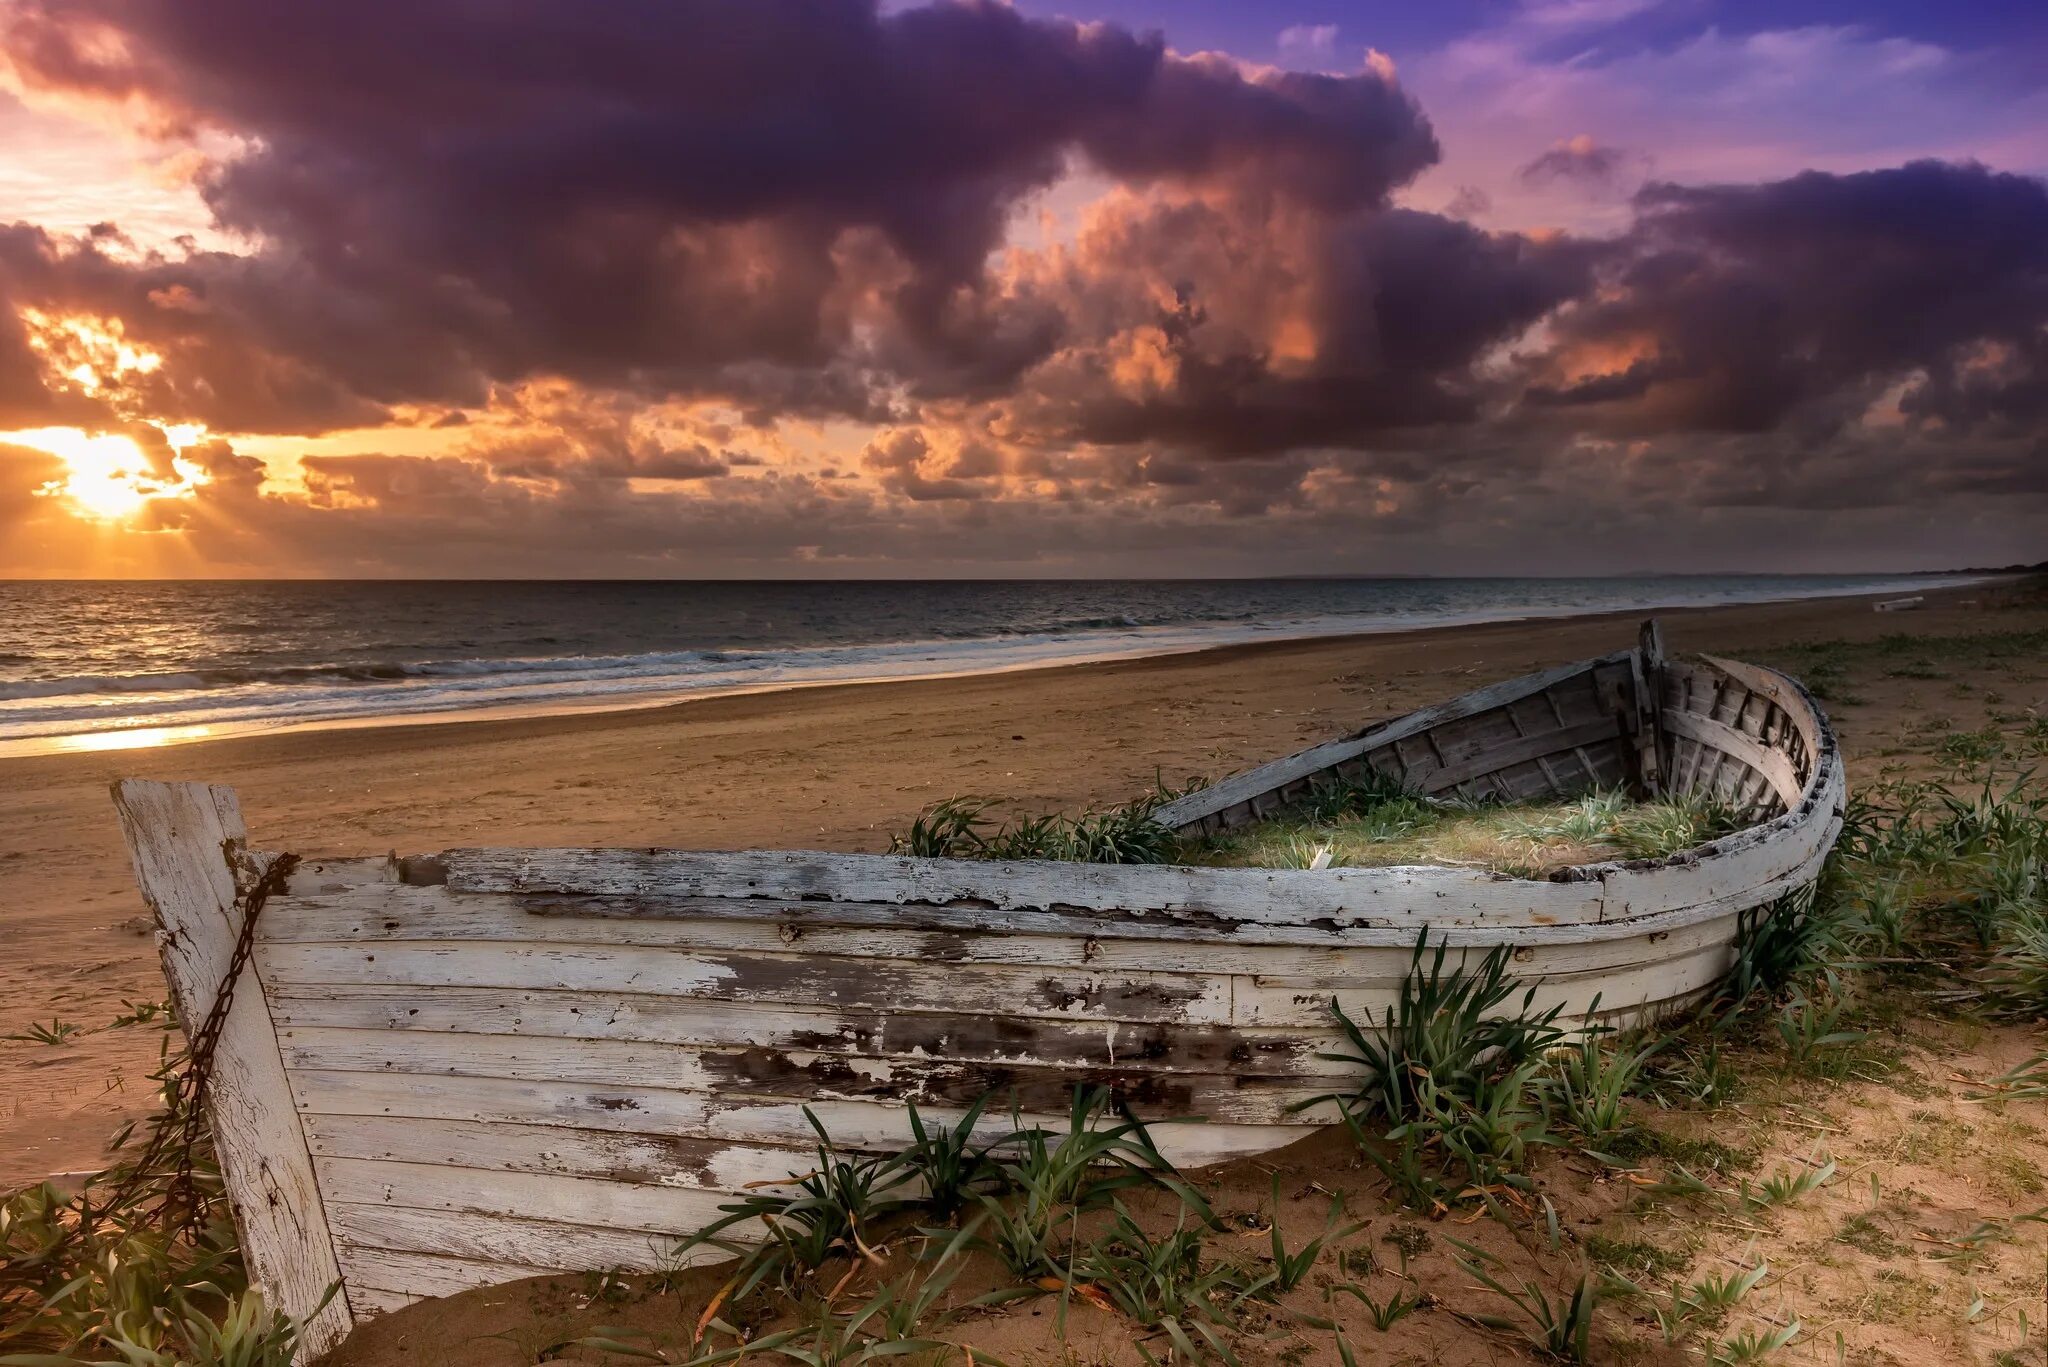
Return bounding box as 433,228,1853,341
0,651,730,701
0,573,1984,751
0,609,1277,704
0,626,1200,728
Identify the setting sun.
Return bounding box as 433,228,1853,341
8,426,210,523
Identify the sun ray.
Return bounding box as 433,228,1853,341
5,425,211,523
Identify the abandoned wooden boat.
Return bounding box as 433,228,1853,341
113,622,1841,1351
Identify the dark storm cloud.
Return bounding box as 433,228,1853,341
0,0,1438,424
1527,161,2048,438
995,202,1599,455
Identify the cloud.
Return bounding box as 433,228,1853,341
1524,160,2048,440
1443,185,1493,220
1518,135,1650,192
1277,24,1341,72
981,193,1599,456
0,289,57,425
0,440,63,517
0,0,1439,432
1401,6,2048,238
0,2,2043,576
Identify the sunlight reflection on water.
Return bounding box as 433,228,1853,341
54,724,215,753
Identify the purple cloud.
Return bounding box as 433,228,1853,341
1518,136,1651,191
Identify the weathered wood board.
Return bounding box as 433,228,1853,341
110,782,355,1359
110,632,1841,1341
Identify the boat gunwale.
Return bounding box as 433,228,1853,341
267,833,1837,950
400,654,1838,904
249,654,1842,949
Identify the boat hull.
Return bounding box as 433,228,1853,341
111,631,1841,1344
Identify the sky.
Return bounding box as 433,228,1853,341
0,0,2042,578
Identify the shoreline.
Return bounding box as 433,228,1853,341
0,573,1996,760
1,574,2039,1189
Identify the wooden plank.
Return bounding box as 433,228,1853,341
273,988,1349,1077
1734,692,1772,744
1672,667,1714,793
260,884,1731,973
1660,710,1804,809
262,924,1754,1030
1151,651,1633,830
278,1027,1330,1120
259,941,1241,1026
111,781,353,1361
1151,735,1385,832
265,909,1748,1098
304,1115,816,1190
336,1244,560,1311
343,1284,415,1318
1490,758,1555,803
442,848,1610,927
316,1156,736,1233
265,888,1754,1062
1632,621,1665,796
335,1221,720,1295
1413,718,1621,794
284,857,403,895
1666,736,1701,796
1691,673,1737,800
288,1071,1304,1167
1696,656,1824,752
1236,918,1742,1020
1598,788,1840,924
336,885,1569,946
260,885,1503,971
269,834,1826,945
1432,707,1527,768
1244,939,1736,1025
1502,697,1572,799
271,896,1740,1007
330,1205,715,1279
1539,687,1605,792
292,1071,998,1145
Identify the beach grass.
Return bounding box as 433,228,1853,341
0,1011,316,1365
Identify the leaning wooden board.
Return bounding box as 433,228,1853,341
112,628,1842,1355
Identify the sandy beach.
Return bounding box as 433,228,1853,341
4,578,2042,1190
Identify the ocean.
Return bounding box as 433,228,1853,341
0,575,1965,755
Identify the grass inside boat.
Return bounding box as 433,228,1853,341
890,776,1752,878
1180,782,1751,876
